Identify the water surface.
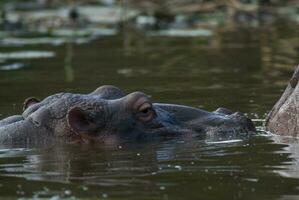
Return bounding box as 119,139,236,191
0,19,298,199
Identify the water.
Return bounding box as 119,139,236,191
0,19,298,199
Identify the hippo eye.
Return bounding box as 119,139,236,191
136,103,155,123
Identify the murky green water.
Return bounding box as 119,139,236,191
0,19,298,199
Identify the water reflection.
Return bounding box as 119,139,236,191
64,39,74,82
272,136,299,179
0,51,55,60
0,136,299,199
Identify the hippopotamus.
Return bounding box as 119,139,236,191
0,85,255,144
266,65,299,136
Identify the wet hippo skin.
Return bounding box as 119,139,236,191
266,66,299,136
0,85,255,144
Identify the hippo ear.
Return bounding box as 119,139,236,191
23,97,40,111
67,107,97,135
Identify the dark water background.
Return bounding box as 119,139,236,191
0,19,298,199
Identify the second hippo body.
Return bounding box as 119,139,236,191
266,66,299,136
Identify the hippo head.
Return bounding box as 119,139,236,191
20,85,255,144
22,86,182,144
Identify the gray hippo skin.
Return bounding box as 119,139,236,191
0,85,255,144
266,66,299,136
